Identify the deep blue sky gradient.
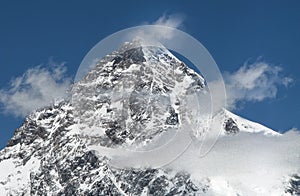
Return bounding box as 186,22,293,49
0,0,300,149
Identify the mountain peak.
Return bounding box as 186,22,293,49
0,41,295,195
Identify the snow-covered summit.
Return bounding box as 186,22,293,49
0,42,298,195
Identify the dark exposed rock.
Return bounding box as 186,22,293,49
113,47,146,67
286,174,300,195
224,118,239,134
149,175,169,195
166,106,179,125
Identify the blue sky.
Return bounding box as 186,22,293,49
0,0,299,149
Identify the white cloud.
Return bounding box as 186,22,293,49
168,130,300,194
224,61,293,110
0,60,72,117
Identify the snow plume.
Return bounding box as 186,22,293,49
152,13,184,29
0,60,72,117
224,61,293,110
134,14,184,43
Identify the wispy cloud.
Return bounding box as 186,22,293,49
224,61,293,110
0,60,72,117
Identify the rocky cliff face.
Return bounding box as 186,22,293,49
0,42,298,195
